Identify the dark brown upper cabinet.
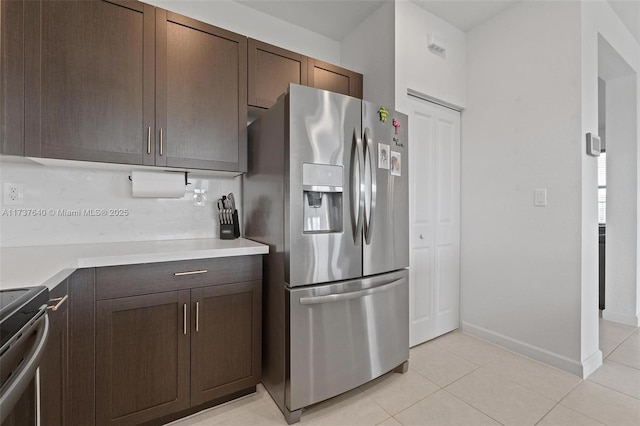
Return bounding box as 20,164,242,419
308,58,363,99
1,0,25,156
23,0,156,165
156,11,247,171
18,1,247,172
247,39,307,109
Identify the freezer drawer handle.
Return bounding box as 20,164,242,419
299,278,404,305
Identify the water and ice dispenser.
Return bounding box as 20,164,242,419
302,163,343,233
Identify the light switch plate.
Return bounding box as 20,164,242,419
534,188,547,207
586,133,601,157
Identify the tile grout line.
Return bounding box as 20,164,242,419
532,379,585,426
587,364,640,401
600,321,639,359
542,380,608,426
599,357,640,373
382,368,445,421
441,387,506,425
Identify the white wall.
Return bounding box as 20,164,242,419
0,160,239,247
605,73,638,325
581,0,640,333
461,0,587,375
143,0,340,65
341,0,395,108
394,0,466,111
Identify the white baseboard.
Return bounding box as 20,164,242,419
581,350,603,378
461,322,602,378
602,310,640,327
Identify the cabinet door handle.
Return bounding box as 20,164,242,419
47,295,68,311
146,126,151,154
195,302,199,332
174,270,208,277
159,128,164,156
183,303,187,335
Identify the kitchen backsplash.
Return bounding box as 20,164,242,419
0,161,240,247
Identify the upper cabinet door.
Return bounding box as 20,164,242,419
308,59,363,99
156,10,247,171
1,0,25,156
247,39,307,109
24,0,156,165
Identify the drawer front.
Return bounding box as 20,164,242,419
287,269,409,411
96,256,262,300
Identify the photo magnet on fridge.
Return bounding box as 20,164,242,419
390,151,401,176
378,143,389,169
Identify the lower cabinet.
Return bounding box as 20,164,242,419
91,256,262,425
95,291,191,425
40,278,69,426
190,282,261,406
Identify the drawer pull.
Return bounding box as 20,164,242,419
183,304,187,335
195,302,199,332
47,295,68,311
174,270,208,277
146,126,151,154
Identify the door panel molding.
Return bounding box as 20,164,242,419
409,97,460,347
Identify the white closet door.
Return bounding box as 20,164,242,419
408,97,460,347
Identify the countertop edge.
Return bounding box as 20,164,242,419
75,246,269,268
1,238,269,291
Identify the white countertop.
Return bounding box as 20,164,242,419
0,238,269,290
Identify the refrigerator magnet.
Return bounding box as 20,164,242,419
378,143,389,169
390,151,401,176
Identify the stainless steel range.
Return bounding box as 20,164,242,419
244,84,409,424
0,286,50,425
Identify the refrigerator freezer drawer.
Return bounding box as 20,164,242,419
286,270,409,411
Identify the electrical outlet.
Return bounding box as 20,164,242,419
193,189,206,207
3,183,24,206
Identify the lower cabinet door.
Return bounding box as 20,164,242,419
40,282,68,426
190,281,262,406
96,290,190,425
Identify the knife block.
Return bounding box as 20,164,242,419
220,210,240,239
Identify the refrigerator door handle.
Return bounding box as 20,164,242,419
363,127,376,244
299,278,404,305
350,128,365,243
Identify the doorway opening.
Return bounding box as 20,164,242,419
597,35,639,358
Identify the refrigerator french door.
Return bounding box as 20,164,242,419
361,101,409,276
286,86,362,286
244,84,409,424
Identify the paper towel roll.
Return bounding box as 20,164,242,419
131,171,186,198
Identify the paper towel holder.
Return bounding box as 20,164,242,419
128,171,190,186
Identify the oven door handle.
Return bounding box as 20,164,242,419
299,278,404,305
0,307,49,424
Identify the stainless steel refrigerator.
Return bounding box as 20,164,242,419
244,84,409,424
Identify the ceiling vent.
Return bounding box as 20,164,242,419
427,33,447,54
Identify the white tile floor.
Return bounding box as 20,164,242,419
169,320,639,426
